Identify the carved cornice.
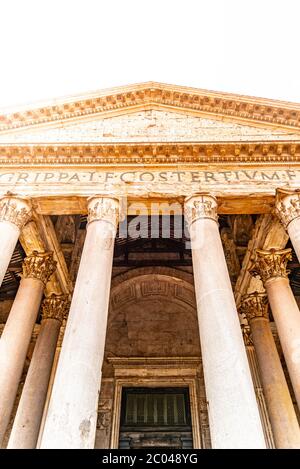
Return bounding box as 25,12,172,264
41,294,69,323
249,248,292,284
0,142,300,165
108,356,202,368
184,193,218,225
0,83,299,132
22,251,57,285
87,197,119,228
275,188,300,228
0,196,31,229
240,292,269,322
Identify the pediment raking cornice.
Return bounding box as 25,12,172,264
0,82,300,133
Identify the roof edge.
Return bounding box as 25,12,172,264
0,82,299,133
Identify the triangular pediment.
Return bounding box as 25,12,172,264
0,82,300,145
0,108,299,144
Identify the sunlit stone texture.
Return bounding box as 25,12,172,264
185,193,265,449
240,292,300,448
0,197,31,287
0,252,56,446
276,188,300,264
250,248,300,411
7,295,69,449
40,197,119,449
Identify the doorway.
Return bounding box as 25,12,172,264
119,387,193,449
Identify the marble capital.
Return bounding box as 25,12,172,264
22,251,57,286
87,196,119,229
184,193,218,226
275,188,300,229
240,292,269,322
249,248,292,284
0,196,31,229
42,294,69,323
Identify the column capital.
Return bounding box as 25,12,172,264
249,248,292,284
240,292,269,322
275,188,300,229
41,294,70,323
184,193,218,226
22,251,57,286
87,196,119,229
0,196,32,230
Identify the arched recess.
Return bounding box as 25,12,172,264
95,267,211,449
104,266,200,367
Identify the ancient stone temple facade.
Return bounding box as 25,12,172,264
0,82,300,449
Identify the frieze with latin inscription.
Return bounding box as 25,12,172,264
0,169,299,198
0,169,298,185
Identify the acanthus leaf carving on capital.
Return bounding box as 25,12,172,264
240,292,269,323
87,197,119,229
184,193,218,226
249,248,292,284
275,188,300,229
22,251,57,286
0,196,31,230
41,294,70,323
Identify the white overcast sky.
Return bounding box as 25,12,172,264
0,0,299,111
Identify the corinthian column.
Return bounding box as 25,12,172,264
184,193,265,449
0,196,31,287
250,248,300,410
0,251,56,446
40,197,119,449
276,188,300,262
240,292,300,448
7,294,69,449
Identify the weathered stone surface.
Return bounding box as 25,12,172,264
1,110,298,143
1,82,300,449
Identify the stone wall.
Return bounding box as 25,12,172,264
94,267,210,448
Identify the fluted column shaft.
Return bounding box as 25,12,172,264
241,292,300,448
185,193,265,449
0,252,56,446
0,197,31,287
250,248,300,410
40,197,119,449
7,295,69,449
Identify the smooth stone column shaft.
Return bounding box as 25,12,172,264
40,197,119,449
0,279,44,445
265,277,300,410
7,295,68,449
185,194,265,449
0,197,31,286
0,252,56,446
0,222,20,286
241,292,300,448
